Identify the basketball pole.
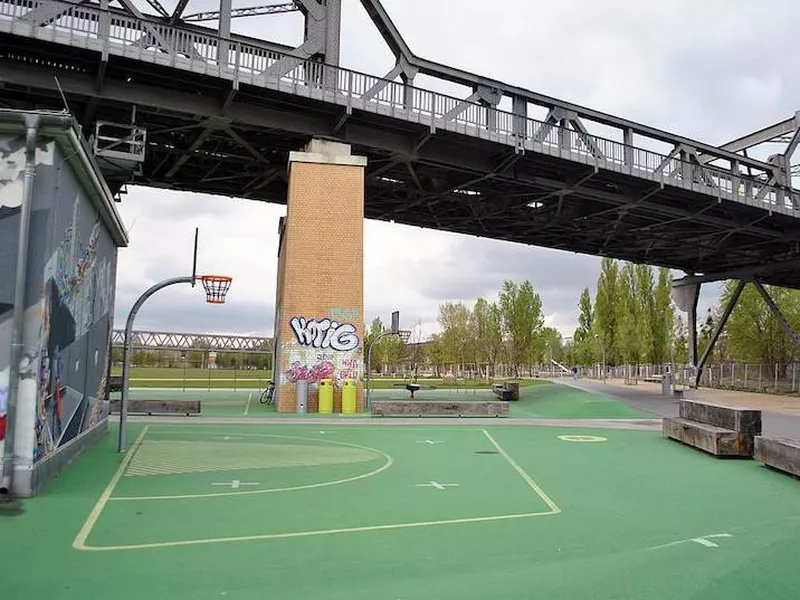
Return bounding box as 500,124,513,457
118,276,194,453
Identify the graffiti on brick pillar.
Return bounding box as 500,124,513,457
282,314,363,386
290,317,359,352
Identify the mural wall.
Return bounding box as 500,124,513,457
0,131,118,467
280,309,363,387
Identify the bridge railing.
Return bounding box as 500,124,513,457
2,0,796,213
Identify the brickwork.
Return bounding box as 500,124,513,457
274,141,366,413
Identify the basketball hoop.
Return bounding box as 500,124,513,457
200,275,232,304
398,329,411,343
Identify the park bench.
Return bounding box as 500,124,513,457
107,375,123,393
754,436,800,478
109,399,201,416
491,381,520,401
643,375,663,384
663,399,761,457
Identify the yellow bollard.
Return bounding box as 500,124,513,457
318,378,334,414
342,379,357,414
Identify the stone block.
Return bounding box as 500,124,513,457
663,417,755,457
109,399,201,415
679,400,761,434
755,436,800,477
371,400,509,417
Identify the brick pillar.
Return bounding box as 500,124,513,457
273,139,366,413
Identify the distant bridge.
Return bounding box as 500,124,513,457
112,330,274,354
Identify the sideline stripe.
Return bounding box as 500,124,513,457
76,508,558,552
481,429,562,514
72,426,150,550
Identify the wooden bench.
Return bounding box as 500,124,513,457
754,436,800,477
107,375,123,393
491,381,520,401
371,400,509,418
643,375,663,383
663,399,761,457
109,399,201,416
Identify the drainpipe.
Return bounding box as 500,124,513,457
1,113,40,495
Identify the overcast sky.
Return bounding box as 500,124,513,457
114,0,800,340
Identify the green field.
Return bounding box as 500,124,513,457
5,420,799,600
112,366,553,391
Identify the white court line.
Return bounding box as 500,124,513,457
481,429,562,514
243,392,252,416
72,426,150,550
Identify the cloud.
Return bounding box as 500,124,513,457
113,0,800,341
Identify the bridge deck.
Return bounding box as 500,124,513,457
2,0,800,285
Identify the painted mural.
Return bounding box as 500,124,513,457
0,132,118,466
280,311,363,386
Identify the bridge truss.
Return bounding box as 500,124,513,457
112,329,274,354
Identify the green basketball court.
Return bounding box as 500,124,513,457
4,404,799,599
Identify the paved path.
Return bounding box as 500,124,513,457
555,378,800,439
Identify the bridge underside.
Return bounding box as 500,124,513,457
3,36,800,287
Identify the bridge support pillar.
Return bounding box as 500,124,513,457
672,278,701,387
272,139,367,413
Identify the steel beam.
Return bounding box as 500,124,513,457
694,280,746,387
753,282,800,346
720,113,800,153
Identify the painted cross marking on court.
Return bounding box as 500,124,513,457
414,481,458,490
416,440,443,445
649,533,733,550
211,480,259,489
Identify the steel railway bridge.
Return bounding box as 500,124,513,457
2,0,799,383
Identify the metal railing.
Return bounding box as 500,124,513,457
581,362,800,395
1,0,796,214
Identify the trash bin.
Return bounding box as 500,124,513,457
342,379,357,414
295,379,308,414
318,378,334,414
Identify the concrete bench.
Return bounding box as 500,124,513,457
663,417,756,457
679,400,761,434
663,399,761,457
109,399,201,416
491,381,520,401
755,436,800,477
371,400,509,418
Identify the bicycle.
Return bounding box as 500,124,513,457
259,380,275,405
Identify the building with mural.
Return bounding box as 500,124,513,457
0,109,128,497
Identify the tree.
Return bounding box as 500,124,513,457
652,268,674,364
472,298,502,378
498,279,544,375
437,301,472,371
594,258,620,365
573,287,595,365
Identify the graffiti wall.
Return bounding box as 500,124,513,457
0,130,119,470
279,311,364,387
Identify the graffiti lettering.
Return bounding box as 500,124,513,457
290,317,359,352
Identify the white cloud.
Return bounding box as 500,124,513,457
114,0,800,339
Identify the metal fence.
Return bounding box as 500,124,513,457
575,363,800,395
